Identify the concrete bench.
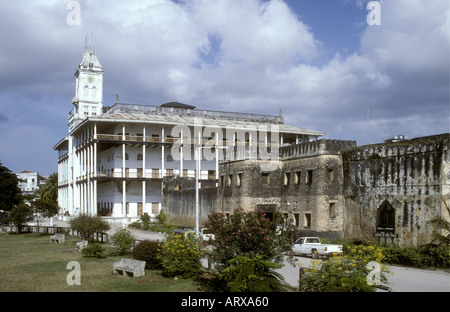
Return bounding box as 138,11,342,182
113,258,146,278
50,233,65,244
76,240,88,252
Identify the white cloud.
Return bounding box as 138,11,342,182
0,0,448,173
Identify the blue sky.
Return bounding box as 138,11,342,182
0,0,448,175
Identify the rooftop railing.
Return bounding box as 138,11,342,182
105,103,284,124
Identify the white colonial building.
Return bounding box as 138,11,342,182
54,48,325,224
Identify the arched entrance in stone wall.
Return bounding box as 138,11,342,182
377,200,395,232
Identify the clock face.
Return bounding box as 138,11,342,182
88,76,94,83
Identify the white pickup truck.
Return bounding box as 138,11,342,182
292,237,343,259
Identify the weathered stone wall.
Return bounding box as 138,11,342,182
162,176,217,226
217,139,356,239
342,134,450,247
217,160,282,213
281,154,345,239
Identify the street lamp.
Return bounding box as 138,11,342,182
195,145,228,237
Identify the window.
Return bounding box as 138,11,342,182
152,203,159,214
227,174,232,187
137,153,143,161
262,173,270,185
377,200,395,231
237,173,242,187
295,171,301,185
137,203,143,217
304,213,311,227
167,155,173,162
328,169,335,182
152,168,159,178
329,202,336,218
306,170,313,184
125,153,129,160
284,172,290,186
183,169,188,177
166,169,174,177
293,213,300,228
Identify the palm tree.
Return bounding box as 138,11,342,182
430,200,450,246
36,173,58,204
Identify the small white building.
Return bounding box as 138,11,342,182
54,48,325,224
16,171,45,196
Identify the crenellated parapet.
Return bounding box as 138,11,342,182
280,139,356,160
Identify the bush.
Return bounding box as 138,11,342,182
140,213,151,230
206,208,295,273
220,255,289,292
158,233,204,278
69,214,110,242
82,243,105,258
4,203,34,233
379,244,450,268
111,228,136,255
300,245,390,292
132,240,163,270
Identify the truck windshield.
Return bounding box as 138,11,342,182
307,238,320,243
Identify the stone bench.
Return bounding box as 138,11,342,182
76,240,88,252
113,258,146,278
50,233,65,244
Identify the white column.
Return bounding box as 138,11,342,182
122,181,126,217
142,125,146,177
122,124,126,217
161,127,165,178
215,133,219,179
180,129,184,176
94,181,97,216
142,125,146,212
198,128,202,179
142,181,146,214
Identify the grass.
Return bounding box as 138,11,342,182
0,232,205,292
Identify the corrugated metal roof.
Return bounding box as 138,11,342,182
89,112,325,136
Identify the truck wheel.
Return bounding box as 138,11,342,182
311,250,319,259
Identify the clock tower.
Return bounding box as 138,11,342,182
69,48,104,132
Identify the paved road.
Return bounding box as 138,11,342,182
276,256,450,292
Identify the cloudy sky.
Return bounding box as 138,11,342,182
0,0,448,175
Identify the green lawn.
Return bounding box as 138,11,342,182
0,232,205,292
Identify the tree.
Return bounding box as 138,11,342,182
31,198,59,227
4,203,34,233
36,173,58,205
206,208,295,273
0,162,22,212
69,213,111,242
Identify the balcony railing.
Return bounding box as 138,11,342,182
75,171,217,181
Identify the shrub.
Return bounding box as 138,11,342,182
111,228,136,255
300,245,390,292
132,240,163,270
4,203,34,233
206,208,295,273
69,214,110,242
82,243,105,258
158,233,204,278
220,254,289,292
140,213,151,230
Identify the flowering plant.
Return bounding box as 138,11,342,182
111,228,136,255
158,233,205,278
299,245,391,292
205,208,295,272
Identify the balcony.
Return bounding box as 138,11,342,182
75,170,217,183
